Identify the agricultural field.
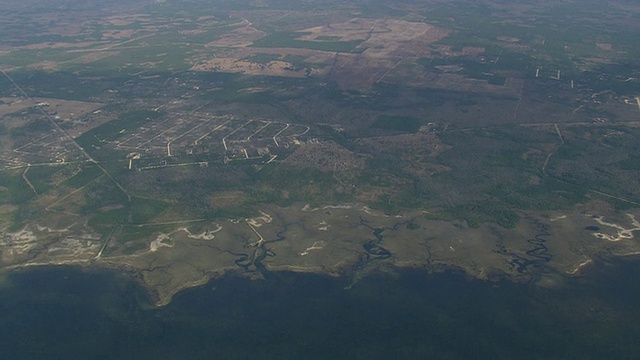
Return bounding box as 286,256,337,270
0,0,639,305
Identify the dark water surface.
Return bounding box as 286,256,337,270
1,262,640,359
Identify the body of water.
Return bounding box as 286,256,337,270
1,262,639,359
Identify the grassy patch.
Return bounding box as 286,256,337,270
88,207,128,228
119,226,164,244
429,201,520,229
243,53,282,64
121,241,149,255
0,171,36,205
130,197,169,224
63,164,104,188
251,164,350,207
75,109,163,151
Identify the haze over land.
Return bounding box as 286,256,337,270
0,0,639,305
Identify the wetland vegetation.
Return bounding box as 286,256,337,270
0,1,640,356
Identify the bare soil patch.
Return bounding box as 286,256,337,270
105,14,150,27
325,19,450,88
191,58,317,78
0,97,31,117
0,204,17,214
496,36,521,43
23,42,99,50
596,43,613,51
27,61,59,70
205,26,266,48
102,29,136,40
70,50,120,64
0,97,106,137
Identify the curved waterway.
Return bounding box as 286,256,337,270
496,217,553,274
2,260,640,359
359,218,392,262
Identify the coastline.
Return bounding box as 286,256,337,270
3,257,640,359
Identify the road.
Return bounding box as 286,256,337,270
1,66,132,202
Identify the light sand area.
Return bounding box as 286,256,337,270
150,233,174,252
246,211,272,228
150,225,223,252
591,213,640,242
567,258,593,275
0,224,101,264
300,241,326,256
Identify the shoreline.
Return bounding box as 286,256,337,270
3,254,633,307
